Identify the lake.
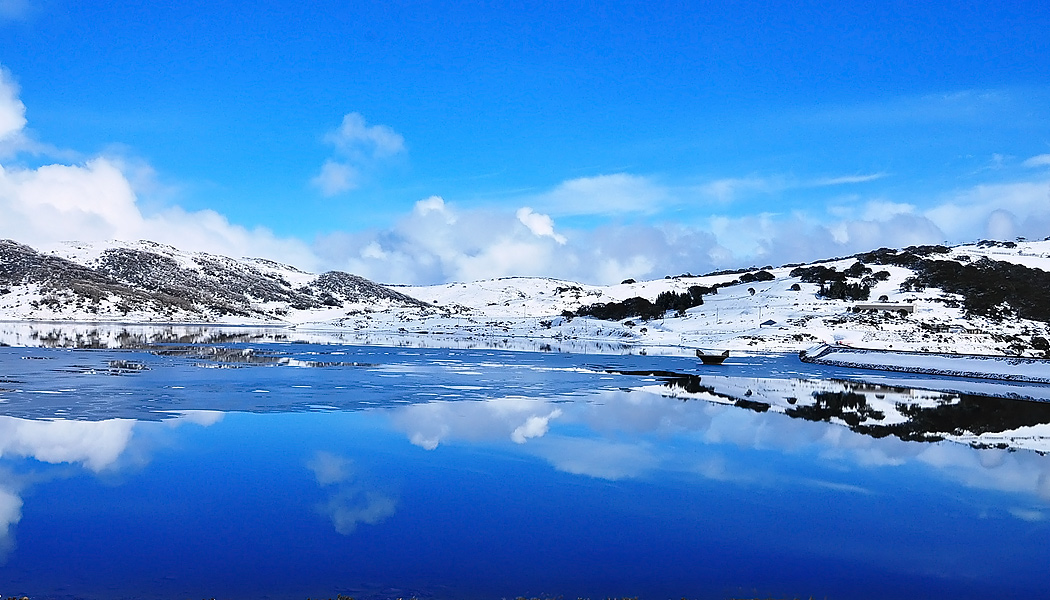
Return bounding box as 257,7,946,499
2,330,1050,599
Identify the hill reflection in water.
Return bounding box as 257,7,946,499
1,337,1049,599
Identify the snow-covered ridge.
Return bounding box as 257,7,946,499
3,238,1050,357
0,239,435,325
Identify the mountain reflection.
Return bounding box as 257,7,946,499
0,322,643,356
388,384,1050,514
653,374,1050,452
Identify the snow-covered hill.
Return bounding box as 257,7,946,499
0,239,436,324
3,237,1050,357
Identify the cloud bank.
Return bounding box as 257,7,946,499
4,65,1050,286
0,68,318,270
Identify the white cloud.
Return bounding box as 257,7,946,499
168,410,225,427
812,173,888,186
8,62,1050,287
415,195,450,217
325,112,405,158
1023,154,1050,168
0,66,26,144
310,159,359,196
315,197,726,284
923,179,1050,242
0,68,320,270
536,173,671,216
516,207,567,244
310,167,1050,285
311,112,405,196
0,158,319,270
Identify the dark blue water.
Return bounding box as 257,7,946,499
1,343,1050,599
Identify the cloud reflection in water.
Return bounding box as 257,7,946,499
0,412,223,563
307,451,398,535
390,377,1050,512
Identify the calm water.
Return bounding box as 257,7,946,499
2,339,1050,600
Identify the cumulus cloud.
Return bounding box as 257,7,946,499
0,66,27,147
0,413,221,563
0,157,319,269
0,67,320,269
315,194,726,284
325,112,405,158
311,160,358,197
311,166,1050,285
311,112,405,196
516,207,566,244
511,409,562,443
924,179,1050,242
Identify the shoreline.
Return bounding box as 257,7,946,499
800,343,1050,384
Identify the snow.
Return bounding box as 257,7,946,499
3,238,1050,358
801,344,1050,383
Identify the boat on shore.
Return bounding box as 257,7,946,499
696,349,729,365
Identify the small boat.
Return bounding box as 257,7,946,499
696,349,729,365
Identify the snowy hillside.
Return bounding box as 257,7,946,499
0,239,436,324
3,237,1050,357
392,240,1050,357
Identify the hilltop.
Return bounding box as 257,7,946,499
2,238,1050,357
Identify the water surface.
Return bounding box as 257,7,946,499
2,338,1050,599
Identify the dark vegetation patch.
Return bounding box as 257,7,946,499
787,390,886,427
855,245,1050,322
788,261,889,302
571,286,711,321
779,386,1050,443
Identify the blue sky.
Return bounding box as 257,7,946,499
2,1,1050,284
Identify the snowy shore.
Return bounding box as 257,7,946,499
800,343,1050,383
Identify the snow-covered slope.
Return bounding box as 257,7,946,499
0,239,436,324
3,237,1050,357
393,240,1050,356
